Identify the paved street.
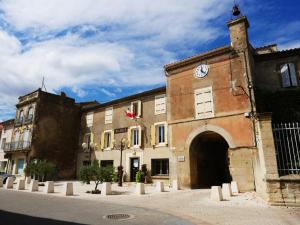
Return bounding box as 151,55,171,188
0,189,194,225
1,184,300,225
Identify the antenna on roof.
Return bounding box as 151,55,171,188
41,76,47,92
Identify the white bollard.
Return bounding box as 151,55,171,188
156,181,164,192
231,181,239,194
172,180,180,190
16,179,25,190
44,181,54,193
0,177,3,187
5,177,14,189
101,182,111,196
135,183,145,195
222,183,232,200
210,186,223,201
25,176,31,185
64,182,73,196
30,180,39,192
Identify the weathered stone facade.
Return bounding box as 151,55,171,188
5,89,81,179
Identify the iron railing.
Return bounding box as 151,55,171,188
14,118,23,126
24,115,33,124
3,141,31,152
272,122,300,176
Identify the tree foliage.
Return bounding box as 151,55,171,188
79,160,116,191
24,160,57,182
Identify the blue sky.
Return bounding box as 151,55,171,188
0,0,299,121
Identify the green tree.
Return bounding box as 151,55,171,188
79,160,115,192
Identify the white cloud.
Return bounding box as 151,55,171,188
0,0,234,121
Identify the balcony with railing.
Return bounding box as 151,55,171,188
14,117,23,127
3,141,31,153
24,114,34,124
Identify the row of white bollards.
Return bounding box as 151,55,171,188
1,177,179,196
210,181,239,201
0,176,74,196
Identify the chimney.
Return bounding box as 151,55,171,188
227,16,250,50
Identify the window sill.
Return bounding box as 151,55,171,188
103,148,112,151
155,143,167,147
151,175,169,179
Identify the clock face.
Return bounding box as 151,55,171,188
194,64,209,78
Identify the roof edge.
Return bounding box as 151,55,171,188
164,46,232,73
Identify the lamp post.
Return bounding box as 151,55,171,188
118,138,127,187
82,142,94,165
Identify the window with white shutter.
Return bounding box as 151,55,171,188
105,107,113,124
86,112,94,127
280,63,298,87
194,87,214,119
155,94,166,115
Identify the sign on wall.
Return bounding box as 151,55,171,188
177,155,185,162
114,127,128,134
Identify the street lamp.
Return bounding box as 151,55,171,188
82,141,94,165
118,138,127,187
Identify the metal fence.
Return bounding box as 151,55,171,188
272,122,300,176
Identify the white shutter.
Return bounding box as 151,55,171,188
86,113,94,127
194,87,214,119
155,94,166,115
105,107,113,124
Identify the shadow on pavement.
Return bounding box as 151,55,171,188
0,210,87,225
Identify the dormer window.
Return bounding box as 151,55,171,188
280,63,298,87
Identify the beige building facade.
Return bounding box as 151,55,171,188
77,87,172,183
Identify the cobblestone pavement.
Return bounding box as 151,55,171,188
1,181,299,225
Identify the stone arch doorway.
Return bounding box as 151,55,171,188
189,131,232,188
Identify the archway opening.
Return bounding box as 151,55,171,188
190,131,232,189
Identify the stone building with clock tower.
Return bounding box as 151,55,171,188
164,15,300,205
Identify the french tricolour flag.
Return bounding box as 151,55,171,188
125,108,136,118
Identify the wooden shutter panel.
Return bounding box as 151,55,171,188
110,130,114,149
194,87,214,119
150,125,156,146
138,100,142,117
100,132,105,150
90,132,94,144
288,63,298,86
127,128,131,148
138,126,142,147
164,123,168,145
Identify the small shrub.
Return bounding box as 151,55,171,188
135,170,144,183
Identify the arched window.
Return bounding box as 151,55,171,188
280,63,298,87
19,110,24,121
28,107,34,119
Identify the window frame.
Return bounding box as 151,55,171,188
279,62,299,88
130,100,142,118
151,158,169,176
129,125,141,148
103,130,113,150
86,112,94,128
154,94,166,115
104,107,113,124
153,122,168,147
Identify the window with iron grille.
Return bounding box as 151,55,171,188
272,122,300,176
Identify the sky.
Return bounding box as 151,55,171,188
0,0,299,121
